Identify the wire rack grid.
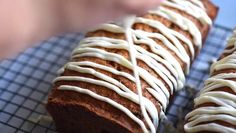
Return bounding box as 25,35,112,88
0,25,232,133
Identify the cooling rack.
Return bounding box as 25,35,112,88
0,25,232,133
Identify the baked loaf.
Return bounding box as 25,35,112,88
184,30,236,133
46,0,218,132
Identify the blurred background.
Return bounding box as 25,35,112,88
213,0,236,29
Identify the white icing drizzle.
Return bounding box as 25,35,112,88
189,0,206,10
54,0,211,132
184,30,236,133
134,17,186,86
210,52,236,75
91,23,124,33
124,16,157,132
162,0,212,25
149,6,197,59
150,7,202,50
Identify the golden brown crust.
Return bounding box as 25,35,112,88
47,0,218,132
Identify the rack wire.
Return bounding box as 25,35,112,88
0,25,232,133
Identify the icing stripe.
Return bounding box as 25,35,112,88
162,0,212,25
150,6,202,50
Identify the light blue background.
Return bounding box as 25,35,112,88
212,0,236,29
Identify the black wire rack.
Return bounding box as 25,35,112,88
0,25,232,133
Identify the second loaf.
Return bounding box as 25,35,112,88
184,30,236,133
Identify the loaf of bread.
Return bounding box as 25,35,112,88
46,0,218,132
184,30,236,133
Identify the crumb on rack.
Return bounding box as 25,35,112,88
28,115,53,124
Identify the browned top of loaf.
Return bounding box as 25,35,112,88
47,0,218,132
